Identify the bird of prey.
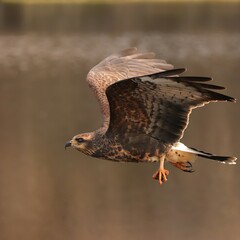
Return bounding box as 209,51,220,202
65,47,237,185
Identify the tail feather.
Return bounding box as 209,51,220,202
190,147,237,165
170,142,237,165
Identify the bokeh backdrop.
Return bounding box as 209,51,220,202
0,1,240,240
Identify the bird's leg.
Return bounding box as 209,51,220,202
152,155,169,185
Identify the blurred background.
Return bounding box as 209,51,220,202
0,1,240,240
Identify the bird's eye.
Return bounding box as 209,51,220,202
75,137,84,143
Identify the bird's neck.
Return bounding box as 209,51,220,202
88,132,115,159
80,131,106,157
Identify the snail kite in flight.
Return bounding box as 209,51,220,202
65,47,236,185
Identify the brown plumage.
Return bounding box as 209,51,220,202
65,47,237,185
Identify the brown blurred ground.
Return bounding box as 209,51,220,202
0,3,239,240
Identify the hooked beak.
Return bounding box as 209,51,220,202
65,141,72,150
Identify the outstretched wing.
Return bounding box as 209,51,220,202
87,47,174,128
105,69,235,149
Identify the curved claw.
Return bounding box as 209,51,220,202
170,161,195,172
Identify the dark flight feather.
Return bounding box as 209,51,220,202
105,69,235,150
170,76,213,82
150,68,186,78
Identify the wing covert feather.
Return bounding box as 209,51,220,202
105,72,235,147
86,48,174,128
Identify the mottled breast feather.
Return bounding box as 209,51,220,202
105,68,235,151
86,47,174,129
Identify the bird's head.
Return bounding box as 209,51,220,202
65,132,95,155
